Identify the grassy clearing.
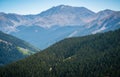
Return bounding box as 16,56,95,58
17,47,34,55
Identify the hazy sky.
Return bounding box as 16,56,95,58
0,0,120,15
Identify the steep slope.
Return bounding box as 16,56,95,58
86,11,120,34
93,9,114,20
0,31,39,65
0,13,27,33
0,29,120,77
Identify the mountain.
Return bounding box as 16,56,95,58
39,5,95,17
0,29,120,77
0,31,39,66
86,11,120,34
36,5,95,27
93,9,114,20
0,5,95,32
0,13,25,33
0,5,120,49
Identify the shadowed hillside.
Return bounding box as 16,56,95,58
0,31,39,65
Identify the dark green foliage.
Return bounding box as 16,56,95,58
0,31,39,65
0,29,120,77
0,41,25,65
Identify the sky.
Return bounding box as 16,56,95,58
0,0,120,15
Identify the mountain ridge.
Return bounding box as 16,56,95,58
0,5,120,49
0,5,118,31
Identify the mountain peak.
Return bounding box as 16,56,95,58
56,5,87,9
39,5,95,17
103,9,114,12
51,5,92,12
57,5,71,8
97,9,114,14
94,9,115,20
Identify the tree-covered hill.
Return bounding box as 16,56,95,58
0,29,120,77
0,31,39,65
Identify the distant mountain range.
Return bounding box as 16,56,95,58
0,31,39,65
0,5,120,49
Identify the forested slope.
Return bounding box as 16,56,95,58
0,29,120,77
0,31,39,65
